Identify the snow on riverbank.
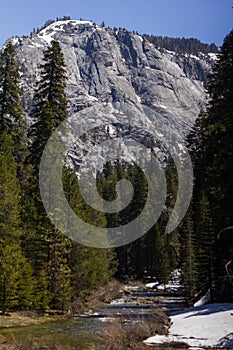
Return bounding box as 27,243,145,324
146,269,183,292
144,303,233,348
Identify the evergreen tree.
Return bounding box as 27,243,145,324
32,269,50,313
25,40,73,311
63,167,117,296
194,192,216,293
0,132,33,314
0,41,26,178
179,210,195,298
0,241,33,314
144,223,170,284
29,39,68,168
0,132,21,240
0,42,24,134
203,31,233,232
187,31,233,298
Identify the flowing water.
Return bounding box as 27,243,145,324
0,286,187,349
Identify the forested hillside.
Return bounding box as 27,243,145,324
144,34,218,55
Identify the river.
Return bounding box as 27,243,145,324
0,284,187,349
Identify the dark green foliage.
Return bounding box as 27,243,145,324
0,241,33,314
0,42,24,133
29,40,67,168
25,40,72,311
0,41,26,179
144,34,218,55
144,224,170,284
46,230,73,312
184,31,233,298
63,168,117,295
195,193,216,293
179,210,195,297
32,269,50,313
0,132,21,240
99,159,174,281
0,132,33,314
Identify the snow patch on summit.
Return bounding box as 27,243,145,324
38,20,93,44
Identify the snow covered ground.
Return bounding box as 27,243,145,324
144,303,233,348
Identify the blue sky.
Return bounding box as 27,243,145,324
0,0,232,48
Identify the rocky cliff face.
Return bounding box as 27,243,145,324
8,20,215,162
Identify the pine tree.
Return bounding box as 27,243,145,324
29,39,68,169
30,40,68,130
125,163,148,278
194,192,216,294
186,31,233,297
144,223,170,283
0,132,33,314
25,40,73,311
179,210,195,298
0,241,33,314
0,41,26,179
203,31,233,231
0,132,21,240
32,269,50,313
0,42,24,134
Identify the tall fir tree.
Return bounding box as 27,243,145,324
25,40,73,311
0,132,33,314
0,132,21,241
0,41,26,179
179,210,195,298
187,31,233,298
29,39,68,169
0,42,24,133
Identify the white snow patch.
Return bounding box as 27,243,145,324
158,104,167,109
38,32,54,45
145,303,233,348
190,54,200,60
87,94,98,102
123,285,140,292
10,37,20,45
152,102,168,109
38,20,93,44
178,143,184,151
29,42,44,48
165,49,176,55
145,282,160,289
110,298,125,305
68,20,93,26
146,269,183,292
105,124,115,135
136,34,143,42
40,20,92,33
99,317,114,322
194,290,211,307
208,52,218,60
